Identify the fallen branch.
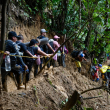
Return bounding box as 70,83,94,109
83,95,103,100
81,86,106,95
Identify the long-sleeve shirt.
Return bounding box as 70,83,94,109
5,40,26,67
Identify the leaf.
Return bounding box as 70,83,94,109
94,16,102,22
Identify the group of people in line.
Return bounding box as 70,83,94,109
1,28,110,90
70,49,110,88
1,29,68,89
92,64,110,88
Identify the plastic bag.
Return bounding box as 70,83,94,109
53,54,57,61
35,55,41,65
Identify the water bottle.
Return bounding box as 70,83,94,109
5,55,11,71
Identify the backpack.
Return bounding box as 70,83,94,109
48,41,54,54
91,66,97,73
38,36,48,53
71,50,80,58
25,46,34,62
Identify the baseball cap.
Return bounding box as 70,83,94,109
29,39,37,46
8,31,19,38
40,29,47,33
54,35,60,39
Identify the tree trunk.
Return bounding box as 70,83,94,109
62,90,79,110
79,0,81,29
0,0,8,94
104,0,108,26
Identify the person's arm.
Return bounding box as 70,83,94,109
47,43,55,53
25,50,34,57
4,51,10,55
83,57,87,61
37,48,50,57
20,43,34,57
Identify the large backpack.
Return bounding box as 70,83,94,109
71,50,80,58
38,35,48,53
91,66,97,73
48,41,54,54
25,46,34,62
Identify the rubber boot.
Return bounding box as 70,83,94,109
18,73,25,89
78,67,81,73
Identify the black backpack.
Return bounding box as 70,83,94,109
38,36,48,53
25,46,34,62
48,41,54,54
71,50,80,58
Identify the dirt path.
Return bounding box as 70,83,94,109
1,58,110,110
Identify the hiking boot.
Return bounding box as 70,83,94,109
78,67,81,73
18,83,29,89
49,66,53,70
19,84,25,89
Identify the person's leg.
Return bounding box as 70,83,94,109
78,67,81,73
52,59,55,67
12,68,25,89
92,73,95,81
34,64,38,77
95,73,99,82
62,54,66,67
40,58,43,70
75,61,81,73
44,57,50,69
26,62,33,82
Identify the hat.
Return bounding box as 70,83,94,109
80,54,84,57
18,35,24,40
40,29,47,33
35,38,40,44
54,35,60,39
98,64,102,67
83,48,87,51
29,39,37,46
8,31,19,38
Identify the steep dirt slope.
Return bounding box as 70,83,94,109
1,58,110,110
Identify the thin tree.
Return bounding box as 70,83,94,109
0,0,8,94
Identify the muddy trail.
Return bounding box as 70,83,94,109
1,57,110,110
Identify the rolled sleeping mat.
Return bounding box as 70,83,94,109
24,37,49,46
39,37,49,45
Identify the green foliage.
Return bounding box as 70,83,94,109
16,0,110,58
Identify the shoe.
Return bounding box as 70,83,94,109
78,67,81,73
18,83,29,89
19,85,25,89
96,78,99,82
